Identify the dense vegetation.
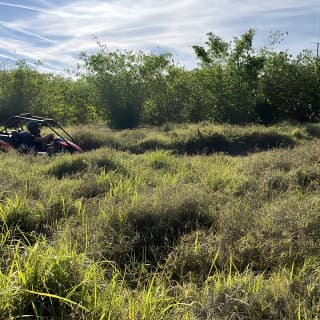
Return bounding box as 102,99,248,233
0,28,319,318
0,29,319,128
0,122,320,318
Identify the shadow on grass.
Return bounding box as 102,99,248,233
126,139,168,154
172,132,296,155
306,124,320,138
75,129,297,156
101,192,215,269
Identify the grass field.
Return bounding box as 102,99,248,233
0,121,320,319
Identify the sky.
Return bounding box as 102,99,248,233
0,0,319,74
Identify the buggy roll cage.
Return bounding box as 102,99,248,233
0,113,75,143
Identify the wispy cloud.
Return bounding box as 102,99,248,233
0,21,56,44
0,1,57,15
0,53,18,61
0,0,319,73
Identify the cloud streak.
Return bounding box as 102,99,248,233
0,1,58,15
0,0,319,73
0,21,56,44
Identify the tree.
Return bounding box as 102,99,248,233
261,50,320,121
192,29,265,123
81,48,175,128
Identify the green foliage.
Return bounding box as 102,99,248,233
193,32,229,66
260,51,320,122
81,49,175,129
0,30,319,127
0,61,41,119
0,61,97,124
192,29,266,123
0,123,320,318
0,23,320,318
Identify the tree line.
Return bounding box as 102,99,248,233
0,29,319,128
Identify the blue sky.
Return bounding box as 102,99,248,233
0,0,319,74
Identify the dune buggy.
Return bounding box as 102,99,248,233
0,113,83,154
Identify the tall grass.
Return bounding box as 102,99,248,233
0,122,320,318
68,121,320,154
